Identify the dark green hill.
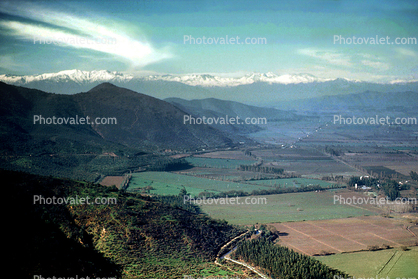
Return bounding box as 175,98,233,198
0,82,235,152
0,82,241,180
73,83,234,150
166,97,299,138
7,169,244,278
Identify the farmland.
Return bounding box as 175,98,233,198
246,147,364,179
270,215,418,256
185,156,257,169
127,171,285,196
100,176,125,188
126,141,417,278
246,177,336,188
316,247,418,278
198,190,376,225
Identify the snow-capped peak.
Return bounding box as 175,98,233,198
141,72,331,87
0,69,134,84
2,69,415,87
0,70,335,87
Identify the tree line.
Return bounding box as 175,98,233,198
233,237,349,279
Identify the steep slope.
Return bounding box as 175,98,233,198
73,83,234,150
0,82,236,151
7,169,244,278
0,82,240,180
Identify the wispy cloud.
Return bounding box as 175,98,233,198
298,48,353,67
0,2,172,68
361,60,390,71
395,47,417,58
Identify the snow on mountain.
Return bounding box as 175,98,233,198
1,70,415,88
0,69,134,84
142,72,332,86
0,70,335,87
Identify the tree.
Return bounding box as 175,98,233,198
410,171,418,181
382,180,400,201
179,187,188,197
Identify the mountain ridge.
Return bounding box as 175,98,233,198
3,69,417,88
0,81,238,151
2,70,417,105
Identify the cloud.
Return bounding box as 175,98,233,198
396,47,417,58
298,48,352,67
361,60,390,71
0,2,172,68
0,54,26,72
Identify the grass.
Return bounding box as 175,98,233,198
127,171,270,196
247,178,337,188
315,247,418,278
199,191,377,225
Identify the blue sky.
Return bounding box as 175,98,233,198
0,0,417,82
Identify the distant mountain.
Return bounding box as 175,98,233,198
0,82,236,152
2,70,417,105
274,90,418,112
166,97,299,135
0,70,332,88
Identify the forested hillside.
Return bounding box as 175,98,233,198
7,169,244,278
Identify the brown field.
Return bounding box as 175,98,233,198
169,153,191,159
100,176,124,188
270,216,418,256
341,152,418,177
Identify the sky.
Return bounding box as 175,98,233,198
0,0,417,82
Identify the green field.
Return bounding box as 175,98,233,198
199,191,377,225
127,171,275,196
316,247,418,278
247,178,336,188
186,157,257,169
128,170,338,197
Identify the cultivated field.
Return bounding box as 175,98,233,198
194,150,255,160
185,156,258,169
295,121,418,178
100,176,125,188
247,177,336,188
270,216,418,256
177,166,271,181
316,247,418,278
127,171,285,196
250,147,363,179
199,191,376,225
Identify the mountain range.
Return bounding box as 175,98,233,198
0,81,242,153
2,70,417,106
0,81,256,180
166,97,299,135
275,90,418,112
